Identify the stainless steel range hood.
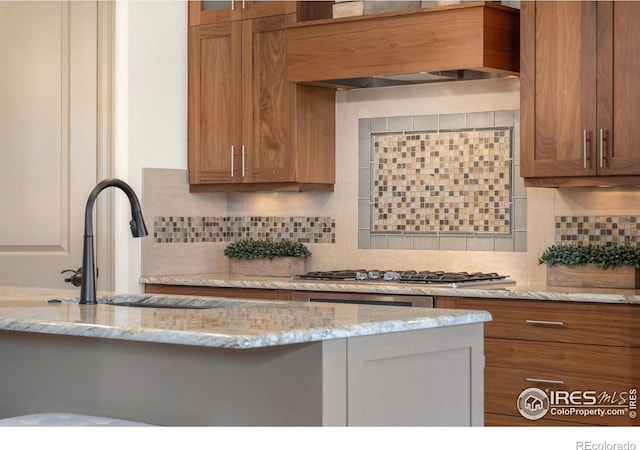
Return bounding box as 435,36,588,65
320,70,512,89
287,2,520,90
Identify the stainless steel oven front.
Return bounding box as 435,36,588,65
290,290,433,308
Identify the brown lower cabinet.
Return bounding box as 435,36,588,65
144,285,639,425
436,296,640,426
144,284,293,301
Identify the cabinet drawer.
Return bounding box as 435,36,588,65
436,297,640,347
485,339,640,426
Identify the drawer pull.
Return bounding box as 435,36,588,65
583,129,589,169
525,319,565,326
599,128,605,168
526,378,564,385
241,144,246,177
230,145,235,177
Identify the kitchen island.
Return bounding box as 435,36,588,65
0,286,490,426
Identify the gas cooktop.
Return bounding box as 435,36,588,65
293,269,513,287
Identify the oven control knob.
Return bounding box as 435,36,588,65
356,271,368,281
383,271,400,281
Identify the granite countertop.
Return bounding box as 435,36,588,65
139,273,640,305
0,286,491,350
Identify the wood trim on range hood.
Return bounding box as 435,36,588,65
286,1,520,90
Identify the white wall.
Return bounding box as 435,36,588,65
114,0,188,293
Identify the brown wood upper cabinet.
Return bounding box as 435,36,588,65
188,1,336,192
521,1,640,187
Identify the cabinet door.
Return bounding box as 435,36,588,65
596,1,640,175
241,14,295,183
521,1,597,178
189,22,242,184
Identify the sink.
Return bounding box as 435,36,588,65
98,295,238,310
45,294,279,309
108,301,222,309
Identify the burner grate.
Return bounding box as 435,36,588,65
295,270,508,284
297,270,363,281
398,271,507,284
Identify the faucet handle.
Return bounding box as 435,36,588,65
62,267,98,287
61,268,82,287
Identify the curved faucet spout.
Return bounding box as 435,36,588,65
80,178,148,305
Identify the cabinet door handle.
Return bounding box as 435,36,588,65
242,0,246,9
231,0,235,11
525,319,565,326
231,145,235,177
583,129,588,169
599,128,605,168
526,377,564,385
241,145,246,177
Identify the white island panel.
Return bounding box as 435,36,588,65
0,324,483,426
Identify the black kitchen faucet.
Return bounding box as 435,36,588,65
80,178,148,305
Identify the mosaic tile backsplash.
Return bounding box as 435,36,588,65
358,110,525,253
555,216,640,246
372,128,512,234
154,216,336,244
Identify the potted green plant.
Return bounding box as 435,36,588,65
224,238,311,277
538,243,640,288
